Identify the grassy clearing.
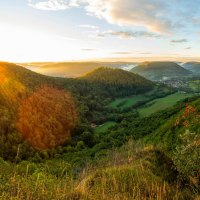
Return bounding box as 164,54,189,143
138,92,194,117
94,121,117,133
109,95,149,109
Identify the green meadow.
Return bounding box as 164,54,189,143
94,121,117,133
109,95,149,109
137,92,193,117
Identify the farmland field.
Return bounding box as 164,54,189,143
94,121,117,133
137,92,194,117
109,95,149,109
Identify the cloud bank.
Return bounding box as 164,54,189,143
171,39,188,43
28,0,79,10
110,31,161,39
28,0,200,34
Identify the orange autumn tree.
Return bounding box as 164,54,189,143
175,103,200,127
17,86,77,150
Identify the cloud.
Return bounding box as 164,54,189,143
29,0,200,34
84,0,174,33
140,52,152,55
110,31,161,39
84,29,161,39
191,17,200,25
84,29,107,39
185,47,192,50
171,39,188,43
81,48,95,51
78,24,99,29
112,52,132,55
28,0,79,10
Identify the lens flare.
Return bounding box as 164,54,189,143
0,63,26,107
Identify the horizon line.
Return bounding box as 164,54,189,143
1,56,200,64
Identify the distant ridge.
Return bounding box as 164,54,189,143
20,62,138,77
182,62,200,74
20,62,102,78
131,61,192,81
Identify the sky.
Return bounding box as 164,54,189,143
0,0,200,62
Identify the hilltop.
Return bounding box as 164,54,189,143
80,67,154,93
131,61,191,81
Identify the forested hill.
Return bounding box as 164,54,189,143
0,62,155,98
131,61,192,81
0,62,158,160
0,62,157,126
80,67,154,94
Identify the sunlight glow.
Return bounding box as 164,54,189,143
0,64,26,104
0,23,89,62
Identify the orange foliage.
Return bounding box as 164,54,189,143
175,103,200,127
17,86,77,150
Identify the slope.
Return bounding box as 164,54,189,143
144,97,200,151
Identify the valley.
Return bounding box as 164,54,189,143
0,62,199,199
95,92,194,133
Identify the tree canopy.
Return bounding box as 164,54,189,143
17,86,77,150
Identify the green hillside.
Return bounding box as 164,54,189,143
146,98,200,150
131,61,191,81
1,141,195,200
